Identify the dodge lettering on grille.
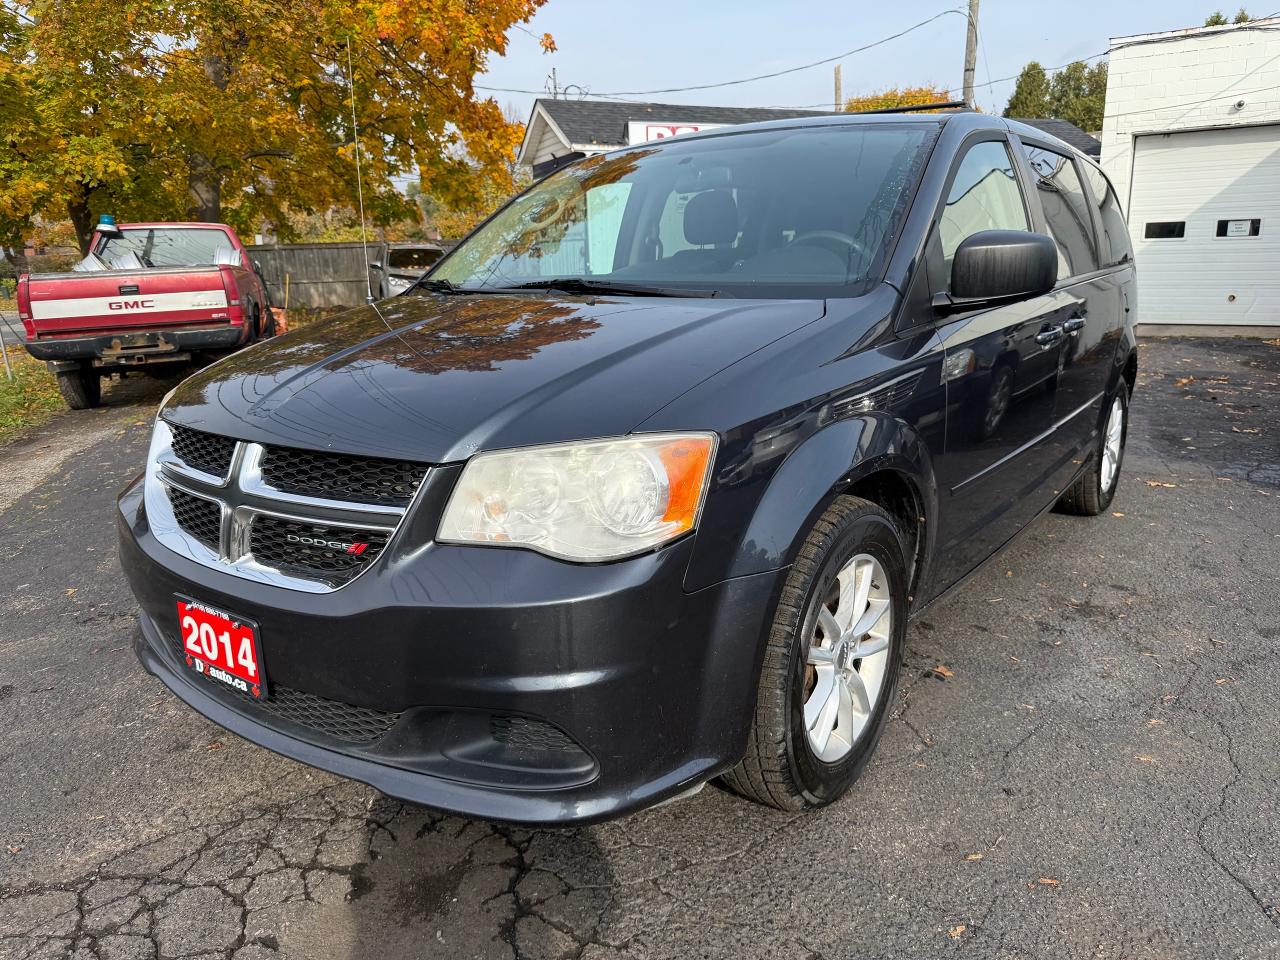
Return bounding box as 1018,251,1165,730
284,533,369,555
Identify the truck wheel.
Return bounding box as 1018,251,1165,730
55,367,102,410
719,496,907,810
261,304,278,338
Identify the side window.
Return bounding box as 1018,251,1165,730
1082,165,1134,267
1021,145,1098,277
939,140,1028,276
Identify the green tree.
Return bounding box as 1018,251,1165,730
1003,62,1051,118
1048,61,1109,131
1205,8,1250,25
1003,60,1108,131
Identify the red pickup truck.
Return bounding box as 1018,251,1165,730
17,221,274,409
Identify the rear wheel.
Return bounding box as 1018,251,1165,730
720,496,907,810
54,366,102,410
1057,387,1128,516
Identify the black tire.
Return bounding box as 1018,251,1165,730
720,495,908,811
261,303,278,338
54,367,102,410
1057,385,1129,516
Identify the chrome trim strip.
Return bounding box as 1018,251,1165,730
951,391,1104,494
158,454,232,489
238,443,409,518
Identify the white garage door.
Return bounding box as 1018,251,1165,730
1128,124,1280,327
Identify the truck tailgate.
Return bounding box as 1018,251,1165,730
25,267,231,336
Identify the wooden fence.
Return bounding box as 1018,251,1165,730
245,242,374,309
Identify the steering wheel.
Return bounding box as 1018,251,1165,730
787,230,870,264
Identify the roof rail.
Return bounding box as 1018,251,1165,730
850,100,968,115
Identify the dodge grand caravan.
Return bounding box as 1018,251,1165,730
119,112,1138,824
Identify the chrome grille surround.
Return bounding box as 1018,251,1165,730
144,419,426,593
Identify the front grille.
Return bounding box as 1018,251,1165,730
169,423,236,478
247,514,390,586
237,684,401,744
169,633,400,743
166,486,222,550
259,445,427,507
490,715,580,754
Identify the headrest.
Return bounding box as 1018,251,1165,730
683,190,738,246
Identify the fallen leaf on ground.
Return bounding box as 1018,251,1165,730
6,846,20,855
65,588,76,596
1112,512,1125,517
1144,480,1178,488
932,665,955,680
1215,677,1234,685
1231,426,1261,434
964,853,984,862
1174,376,1195,387
1148,719,1165,727
1037,877,1060,887
949,925,967,939
1136,755,1157,763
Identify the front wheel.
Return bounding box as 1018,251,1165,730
720,496,907,811
54,366,102,410
1057,387,1128,516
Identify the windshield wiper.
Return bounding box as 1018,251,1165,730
409,278,483,295
498,278,725,299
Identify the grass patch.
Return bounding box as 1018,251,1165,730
0,351,63,442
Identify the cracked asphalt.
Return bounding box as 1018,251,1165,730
1,338,1277,960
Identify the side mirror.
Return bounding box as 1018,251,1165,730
253,259,264,274
369,261,382,271
935,230,1057,313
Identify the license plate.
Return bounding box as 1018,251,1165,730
175,596,266,699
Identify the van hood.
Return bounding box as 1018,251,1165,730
162,292,827,463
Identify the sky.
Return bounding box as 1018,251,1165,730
477,0,1262,121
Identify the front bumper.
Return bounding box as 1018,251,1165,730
118,478,785,825
24,325,244,365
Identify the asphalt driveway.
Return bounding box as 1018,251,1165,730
1,337,1277,960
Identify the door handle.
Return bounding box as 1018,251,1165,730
1063,316,1087,334
1034,325,1064,346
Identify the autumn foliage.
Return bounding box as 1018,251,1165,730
0,1,552,254
844,84,954,114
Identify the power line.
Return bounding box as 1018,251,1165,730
476,8,966,98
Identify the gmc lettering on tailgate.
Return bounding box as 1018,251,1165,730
109,299,156,310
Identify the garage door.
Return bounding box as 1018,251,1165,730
1128,124,1280,327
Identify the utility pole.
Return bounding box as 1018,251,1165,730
833,64,843,112
547,67,560,99
963,0,980,110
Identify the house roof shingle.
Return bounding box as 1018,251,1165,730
535,98,829,147
1014,118,1102,157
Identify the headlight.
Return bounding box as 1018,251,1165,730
387,275,413,292
437,433,717,561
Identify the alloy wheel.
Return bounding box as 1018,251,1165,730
803,553,893,763
1100,395,1124,493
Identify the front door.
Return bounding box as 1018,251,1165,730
926,137,1070,595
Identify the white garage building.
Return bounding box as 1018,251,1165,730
1101,17,1280,333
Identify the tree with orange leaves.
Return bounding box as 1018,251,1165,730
0,0,554,253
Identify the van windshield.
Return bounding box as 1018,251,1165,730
431,123,937,299
95,228,238,269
